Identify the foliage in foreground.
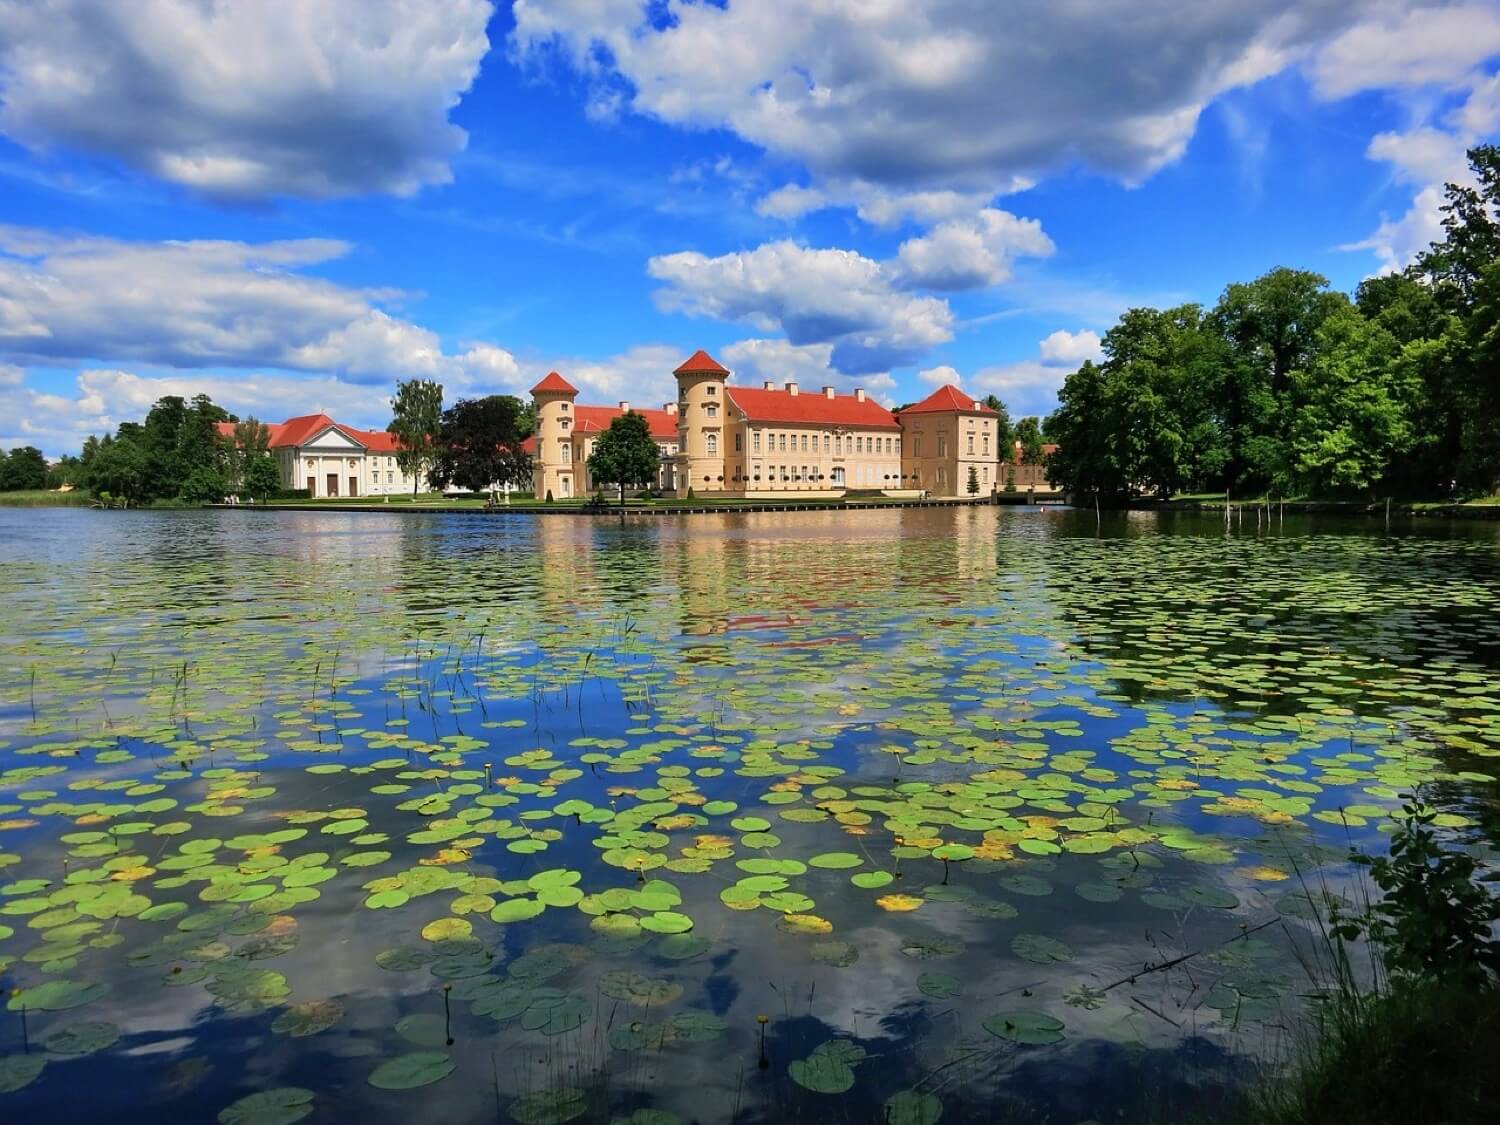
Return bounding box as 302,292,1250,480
1254,800,1500,1125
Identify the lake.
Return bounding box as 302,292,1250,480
1,506,1498,1124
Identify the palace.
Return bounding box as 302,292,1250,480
529,349,1030,500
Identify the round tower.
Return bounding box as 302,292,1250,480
530,371,579,500
672,349,730,497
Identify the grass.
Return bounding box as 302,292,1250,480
0,489,93,506
1250,978,1500,1125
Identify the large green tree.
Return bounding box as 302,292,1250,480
587,411,661,504
1282,306,1415,496
429,395,531,494
0,446,48,491
1210,268,1348,490
388,379,444,497
1014,417,1046,465
981,394,1014,452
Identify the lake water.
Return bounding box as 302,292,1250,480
1,506,1498,1124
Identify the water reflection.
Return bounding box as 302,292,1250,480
1,507,1498,1123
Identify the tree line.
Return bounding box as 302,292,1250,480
1046,145,1500,505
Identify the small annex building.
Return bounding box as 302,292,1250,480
216,414,420,498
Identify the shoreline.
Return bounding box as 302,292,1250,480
200,493,1063,516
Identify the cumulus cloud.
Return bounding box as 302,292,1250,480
0,226,519,386
917,364,962,386
0,0,493,201
1039,329,1104,366
754,184,829,220
513,0,1366,197
647,240,953,374
894,208,1054,290
0,367,393,456
1309,2,1500,99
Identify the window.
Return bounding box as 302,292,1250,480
857,436,864,453
800,434,808,452
560,442,571,460
938,434,948,457
387,471,394,484
823,434,830,452
707,433,717,454
560,402,569,412
835,435,842,454
778,433,786,452
913,438,921,457
705,404,718,418
937,468,946,484
753,430,761,452
983,435,989,456
967,434,974,455
735,432,742,452
706,384,717,396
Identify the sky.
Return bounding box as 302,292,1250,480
1,0,1498,458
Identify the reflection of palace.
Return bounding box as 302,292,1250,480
530,350,1034,500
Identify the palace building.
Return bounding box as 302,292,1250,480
529,349,1030,500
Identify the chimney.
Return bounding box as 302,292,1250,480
823,386,835,399
855,388,866,402
619,401,630,412
664,402,677,415
763,380,775,390
786,381,799,396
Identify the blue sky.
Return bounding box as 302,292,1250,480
2,0,1498,456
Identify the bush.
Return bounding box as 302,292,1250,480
545,489,554,503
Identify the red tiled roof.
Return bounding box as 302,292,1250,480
898,385,995,415
724,386,899,429
215,414,405,452
673,349,729,376
531,371,579,395
521,406,678,456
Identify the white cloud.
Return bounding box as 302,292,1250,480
917,364,962,386
1309,3,1500,99
0,0,493,201
972,359,1065,418
1039,328,1104,366
647,240,953,373
722,338,836,384
514,0,1368,198
1339,184,1451,276
0,226,518,386
0,363,21,386
894,208,1054,290
0,367,393,456
754,184,829,220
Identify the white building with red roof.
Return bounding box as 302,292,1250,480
216,414,420,498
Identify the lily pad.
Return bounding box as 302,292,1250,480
368,1051,456,1090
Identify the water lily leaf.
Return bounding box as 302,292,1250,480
44,1020,120,1055
0,1053,45,1093
788,1055,855,1094
808,852,863,869
884,1090,943,1125
982,1009,1065,1045
510,1089,586,1125
850,871,894,889
7,978,108,1011
217,1088,314,1125
271,1000,343,1037
916,972,962,998
875,894,923,912
368,1050,455,1090
639,912,692,934
491,899,545,924
1010,934,1073,963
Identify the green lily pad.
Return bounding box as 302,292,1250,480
982,1009,1065,1045
0,1053,46,1093
218,1088,315,1125
884,1090,943,1125
368,1050,456,1090
44,1020,120,1055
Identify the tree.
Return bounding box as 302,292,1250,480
243,454,282,501
1416,144,1500,306
86,432,149,506
1210,268,1348,490
388,379,443,498
224,418,270,489
981,394,1014,452
966,463,980,495
587,411,660,505
1282,306,1414,496
1014,417,1046,465
0,446,48,491
429,395,531,494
